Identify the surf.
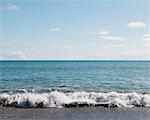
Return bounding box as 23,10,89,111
0,91,150,108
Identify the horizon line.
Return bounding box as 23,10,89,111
0,59,150,62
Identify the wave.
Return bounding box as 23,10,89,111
0,91,150,108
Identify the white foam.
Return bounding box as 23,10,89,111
0,91,150,108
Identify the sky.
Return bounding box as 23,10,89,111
0,0,150,60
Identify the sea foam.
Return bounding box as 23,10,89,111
0,91,150,108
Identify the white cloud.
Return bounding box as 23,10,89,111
142,44,150,47
12,51,26,58
12,40,18,43
101,44,126,49
142,33,150,41
90,30,126,41
49,28,61,32
0,51,26,59
142,38,150,41
62,45,73,49
127,21,146,28
141,33,150,47
89,30,110,36
6,3,19,11
100,36,126,41
97,31,111,36
143,34,150,38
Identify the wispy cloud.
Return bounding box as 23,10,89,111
142,33,150,41
127,21,146,28
142,44,150,47
46,43,73,49
12,40,18,43
49,28,61,32
90,30,126,41
100,36,126,41
61,45,73,49
6,3,19,11
141,33,150,47
0,51,26,59
97,31,111,36
101,44,126,49
89,30,110,36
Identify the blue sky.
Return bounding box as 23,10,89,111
0,0,150,60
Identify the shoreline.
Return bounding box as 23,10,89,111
0,107,150,120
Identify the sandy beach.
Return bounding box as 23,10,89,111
0,107,150,120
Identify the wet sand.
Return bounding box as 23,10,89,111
0,107,150,120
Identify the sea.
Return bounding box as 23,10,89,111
0,60,150,108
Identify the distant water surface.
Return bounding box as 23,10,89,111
0,61,150,93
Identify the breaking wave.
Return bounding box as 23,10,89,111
0,91,150,108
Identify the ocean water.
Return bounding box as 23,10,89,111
0,61,150,108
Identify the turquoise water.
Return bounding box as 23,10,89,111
0,61,150,93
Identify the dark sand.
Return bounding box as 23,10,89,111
0,107,150,120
